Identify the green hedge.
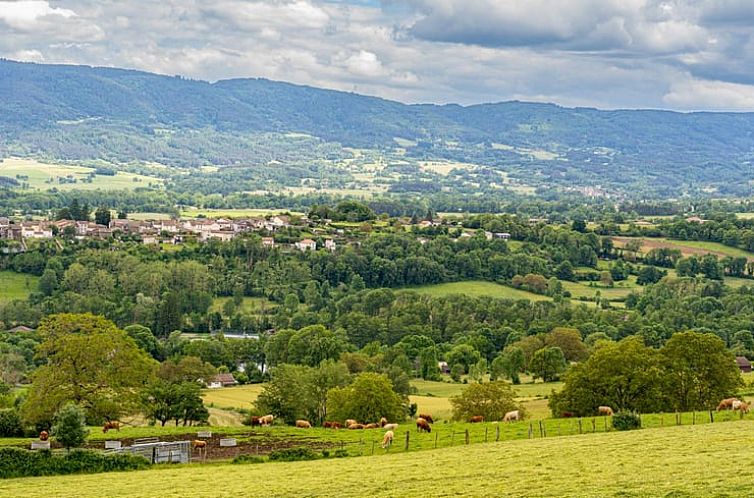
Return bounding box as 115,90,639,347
268,447,319,462
0,448,150,479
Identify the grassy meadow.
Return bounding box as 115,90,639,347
405,280,551,301
0,158,160,191
613,236,754,261
0,271,39,302
4,421,754,497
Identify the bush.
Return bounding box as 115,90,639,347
0,448,149,479
52,403,89,450
333,449,348,458
268,447,319,462
0,409,24,437
450,381,521,422
612,412,642,431
232,454,265,465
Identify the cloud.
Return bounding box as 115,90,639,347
0,0,753,110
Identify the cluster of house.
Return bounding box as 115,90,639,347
0,215,340,252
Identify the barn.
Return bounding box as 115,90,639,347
208,373,238,389
735,356,752,373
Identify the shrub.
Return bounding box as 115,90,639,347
232,454,265,465
0,448,149,479
450,381,521,422
333,449,348,458
0,409,24,437
52,403,89,450
268,447,319,462
612,412,642,431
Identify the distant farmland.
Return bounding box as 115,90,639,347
613,236,754,261
404,281,551,301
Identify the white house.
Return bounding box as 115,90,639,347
295,238,317,251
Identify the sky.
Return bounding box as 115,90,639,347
1,0,754,110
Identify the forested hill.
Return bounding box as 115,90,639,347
4,58,754,150
3,58,754,198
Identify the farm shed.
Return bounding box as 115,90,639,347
111,440,192,464
208,372,238,388
735,356,752,373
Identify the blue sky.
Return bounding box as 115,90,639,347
1,0,754,110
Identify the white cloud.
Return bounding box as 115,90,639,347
664,77,754,110
0,0,75,30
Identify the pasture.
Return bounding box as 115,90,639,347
0,158,160,191
202,384,265,410
180,207,303,218
210,297,276,315
4,421,754,497
404,281,551,301
0,271,39,302
613,236,754,261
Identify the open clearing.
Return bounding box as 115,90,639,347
4,421,754,497
0,271,39,302
405,281,551,301
613,236,754,261
0,158,161,191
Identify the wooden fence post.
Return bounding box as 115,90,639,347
485,427,488,443
528,422,533,439
578,418,582,434
371,440,375,455
709,411,714,423
539,420,544,438
591,418,596,433
434,431,438,449
404,431,410,451
692,411,695,425
495,424,500,442
603,417,608,432
465,429,470,445
675,412,681,426
660,413,664,427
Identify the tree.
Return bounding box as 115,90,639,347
599,271,614,288
529,347,567,382
571,219,587,233
256,362,350,425
419,346,440,380
549,337,664,416
124,324,161,359
546,327,588,362
38,268,59,296
450,363,464,382
446,344,482,374
22,314,157,426
555,261,575,281
327,372,405,424
498,347,525,384
637,266,666,285
52,403,89,451
450,381,520,421
661,331,742,411
468,358,487,383
286,325,348,367
94,206,111,227
157,356,216,384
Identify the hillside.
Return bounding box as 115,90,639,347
3,59,754,197
3,422,752,497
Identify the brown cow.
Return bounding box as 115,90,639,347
39,431,49,442
598,406,614,416
364,423,380,429
102,421,120,433
295,420,312,429
379,417,388,427
733,400,750,414
348,423,365,430
381,430,394,449
560,412,574,418
192,440,207,450
469,415,484,423
323,421,342,429
416,417,431,433
717,398,739,411
345,419,358,427
418,413,434,424
503,410,520,422
249,416,262,427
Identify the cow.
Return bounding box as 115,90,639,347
259,414,274,426
348,423,365,430
364,423,380,429
249,416,262,427
345,419,358,427
560,412,575,418
598,406,614,416
102,421,120,433
733,400,750,414
503,410,520,422
418,413,434,424
717,398,739,411
383,423,399,431
39,431,49,442
381,430,394,449
469,415,484,423
323,421,342,429
379,417,388,427
192,440,207,450
416,417,431,433
295,420,312,429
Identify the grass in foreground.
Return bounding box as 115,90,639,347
4,421,754,497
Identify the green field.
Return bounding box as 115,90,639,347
4,421,754,497
0,271,39,302
202,384,264,410
561,277,638,302
405,281,551,301
0,158,161,191
614,236,754,261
